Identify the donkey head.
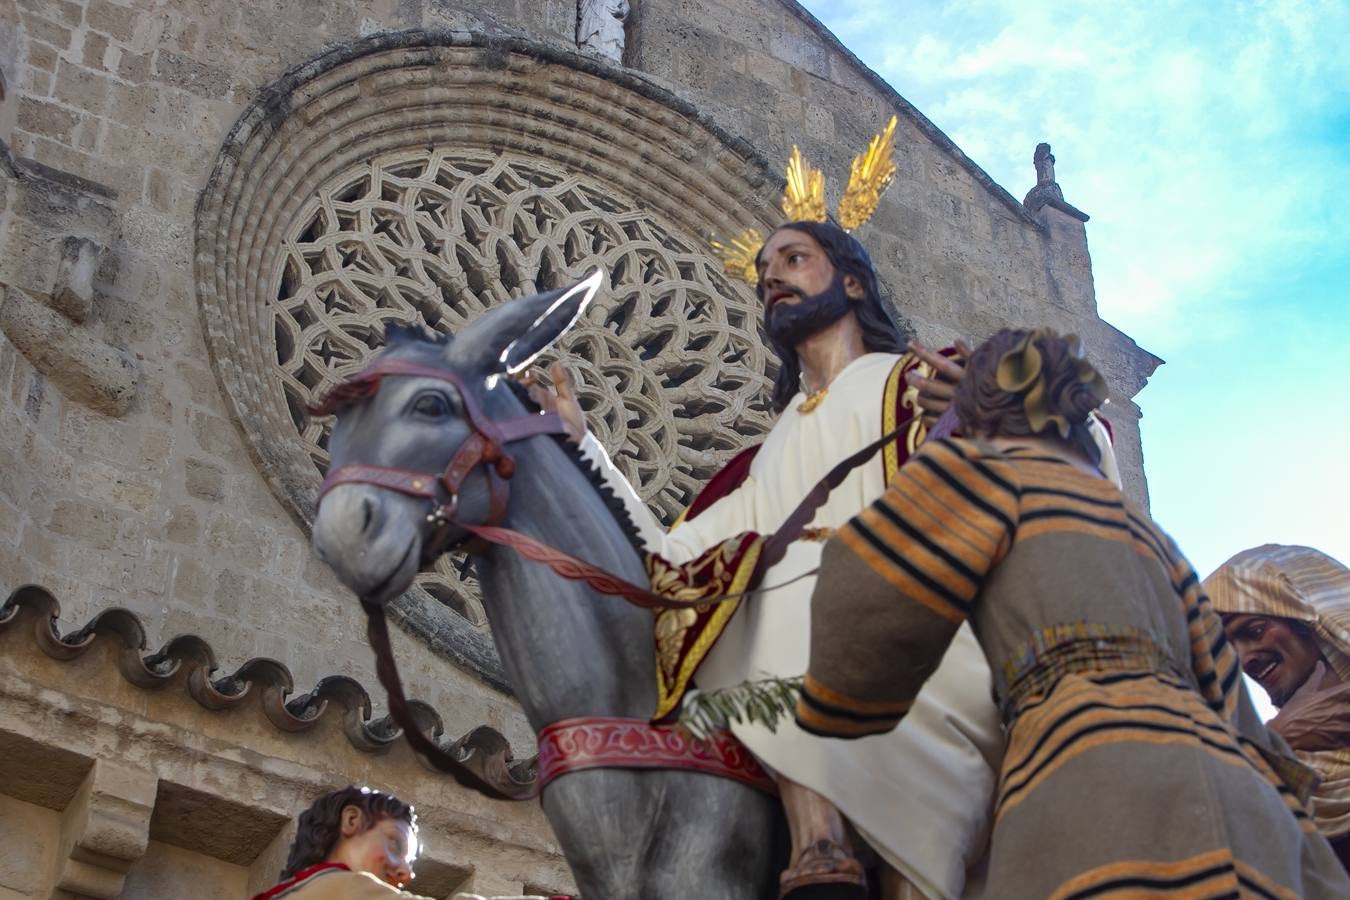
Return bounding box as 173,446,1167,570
311,272,602,604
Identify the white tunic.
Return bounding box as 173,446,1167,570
583,353,1001,899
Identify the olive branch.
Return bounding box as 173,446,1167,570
677,676,804,742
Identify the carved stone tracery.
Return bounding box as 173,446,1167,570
276,149,775,618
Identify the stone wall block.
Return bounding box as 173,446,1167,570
744,48,788,88
16,96,81,144
120,203,192,265
245,823,296,900
204,510,272,565
82,30,112,70
0,285,138,416
683,0,774,50
188,407,243,458
25,0,83,29
22,66,53,98
53,61,113,117
184,456,225,502
165,503,200,547
51,235,102,322
53,759,157,898
85,0,141,44
27,41,59,74
46,497,120,551
12,134,130,195
804,103,833,141
72,114,102,152
769,32,829,81
116,50,153,83
0,493,22,547
20,13,74,51
154,49,232,99
143,165,173,211
72,458,159,516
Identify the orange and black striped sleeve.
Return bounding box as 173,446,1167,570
796,439,1020,738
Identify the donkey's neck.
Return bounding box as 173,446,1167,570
474,433,658,729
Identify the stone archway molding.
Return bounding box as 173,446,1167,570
195,30,784,687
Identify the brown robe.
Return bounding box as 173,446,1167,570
797,438,1350,899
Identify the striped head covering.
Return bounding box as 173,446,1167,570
1203,544,1350,681
1205,544,1350,838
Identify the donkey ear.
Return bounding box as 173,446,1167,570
451,269,603,374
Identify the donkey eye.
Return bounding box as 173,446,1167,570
411,392,453,418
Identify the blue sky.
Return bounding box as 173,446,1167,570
798,0,1350,714
799,0,1350,576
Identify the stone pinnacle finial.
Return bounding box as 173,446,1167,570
1024,141,1087,221
1034,143,1055,187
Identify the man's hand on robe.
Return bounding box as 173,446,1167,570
525,361,588,444
1268,661,1350,753
906,338,973,427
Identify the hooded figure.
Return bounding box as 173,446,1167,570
1207,544,1350,865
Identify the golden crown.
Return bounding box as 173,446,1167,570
711,116,898,286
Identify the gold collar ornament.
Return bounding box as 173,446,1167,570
797,385,829,415
710,116,898,286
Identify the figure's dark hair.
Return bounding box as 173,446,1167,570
280,786,417,879
955,327,1103,465
756,221,906,412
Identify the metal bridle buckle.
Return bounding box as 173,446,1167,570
426,493,458,525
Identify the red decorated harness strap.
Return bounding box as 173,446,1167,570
537,716,777,795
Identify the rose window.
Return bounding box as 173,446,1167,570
273,149,776,623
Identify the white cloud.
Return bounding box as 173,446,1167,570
802,0,1350,356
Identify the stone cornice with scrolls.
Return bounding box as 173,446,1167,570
0,585,538,793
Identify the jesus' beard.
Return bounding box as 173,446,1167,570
764,273,852,348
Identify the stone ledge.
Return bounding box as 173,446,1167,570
0,284,137,416
1025,188,1090,223
0,668,571,898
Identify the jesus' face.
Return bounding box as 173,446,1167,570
755,227,864,348
757,228,838,311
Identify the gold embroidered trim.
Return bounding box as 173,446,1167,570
882,354,909,484
897,355,933,464
653,538,764,720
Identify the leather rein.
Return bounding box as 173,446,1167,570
313,359,906,800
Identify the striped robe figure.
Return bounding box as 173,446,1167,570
797,438,1350,899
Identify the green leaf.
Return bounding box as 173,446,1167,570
676,676,804,741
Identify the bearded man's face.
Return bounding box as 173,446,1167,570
756,227,859,347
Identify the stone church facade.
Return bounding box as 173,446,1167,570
0,1,1158,897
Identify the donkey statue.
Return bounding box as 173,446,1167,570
311,273,783,898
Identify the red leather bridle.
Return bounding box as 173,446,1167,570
312,358,570,557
